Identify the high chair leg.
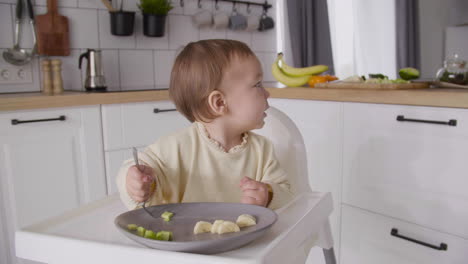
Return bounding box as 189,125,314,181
323,248,337,264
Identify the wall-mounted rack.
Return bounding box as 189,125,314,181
179,0,272,11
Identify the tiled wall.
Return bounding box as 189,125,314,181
0,0,278,93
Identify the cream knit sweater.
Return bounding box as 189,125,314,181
116,122,293,210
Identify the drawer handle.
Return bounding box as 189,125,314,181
11,115,66,125
396,115,457,126
153,108,177,113
390,228,448,251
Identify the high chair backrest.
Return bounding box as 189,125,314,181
254,107,311,196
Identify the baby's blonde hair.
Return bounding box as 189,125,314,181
169,39,256,123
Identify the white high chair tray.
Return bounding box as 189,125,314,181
16,192,332,264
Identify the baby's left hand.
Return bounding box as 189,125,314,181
239,176,270,207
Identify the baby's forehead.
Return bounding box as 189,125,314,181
223,55,262,79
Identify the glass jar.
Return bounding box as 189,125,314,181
436,54,468,85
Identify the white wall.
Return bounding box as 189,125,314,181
0,0,279,93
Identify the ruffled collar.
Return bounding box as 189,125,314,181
195,122,249,154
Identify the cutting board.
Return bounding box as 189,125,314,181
315,82,429,89
35,0,70,56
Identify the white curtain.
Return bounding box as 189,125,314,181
327,0,397,79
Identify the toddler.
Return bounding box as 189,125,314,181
116,39,293,210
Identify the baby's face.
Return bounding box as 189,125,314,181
220,55,270,131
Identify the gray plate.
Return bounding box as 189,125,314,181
114,202,277,254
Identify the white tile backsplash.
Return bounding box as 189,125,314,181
168,0,183,15
124,0,139,12
102,49,121,90
169,15,199,50
226,30,252,46
63,8,100,48
0,0,277,92
256,52,276,82
154,50,175,87
0,4,12,48
78,0,106,9
251,28,277,52
183,0,213,15
119,49,154,89
199,27,226,40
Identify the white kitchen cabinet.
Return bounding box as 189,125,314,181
270,98,343,263
105,149,128,195
101,101,190,195
341,205,468,264
342,102,468,239
0,106,107,264
101,101,190,151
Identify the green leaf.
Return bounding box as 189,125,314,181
138,0,173,15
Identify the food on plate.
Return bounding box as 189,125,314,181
217,221,240,234
128,224,173,241
271,52,329,87
236,214,256,227
161,211,174,222
137,226,146,237
193,221,212,234
210,220,224,234
399,67,420,80
127,224,138,231
155,231,173,241
144,230,157,239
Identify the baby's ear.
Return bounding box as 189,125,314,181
207,90,227,115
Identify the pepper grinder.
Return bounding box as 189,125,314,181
41,59,53,95
51,59,64,95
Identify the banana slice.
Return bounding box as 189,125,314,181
236,214,256,227
217,221,240,234
193,221,212,234
211,220,224,234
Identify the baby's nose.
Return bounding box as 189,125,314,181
264,88,270,98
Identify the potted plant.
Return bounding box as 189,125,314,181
138,0,173,37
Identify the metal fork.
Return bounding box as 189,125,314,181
132,147,158,218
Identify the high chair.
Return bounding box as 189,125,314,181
15,107,336,264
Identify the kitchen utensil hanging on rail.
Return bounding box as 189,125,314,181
2,0,37,65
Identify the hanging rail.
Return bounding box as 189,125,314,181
182,0,272,11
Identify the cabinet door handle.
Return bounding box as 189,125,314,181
390,228,448,251
396,115,457,126
11,115,66,125
153,108,177,113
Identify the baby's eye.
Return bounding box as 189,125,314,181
254,81,263,88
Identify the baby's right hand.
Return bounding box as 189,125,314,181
126,165,155,203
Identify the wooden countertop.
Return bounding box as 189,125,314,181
1,87,468,111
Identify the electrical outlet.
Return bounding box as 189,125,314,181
0,64,33,84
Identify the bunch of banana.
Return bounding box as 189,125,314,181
271,53,328,87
